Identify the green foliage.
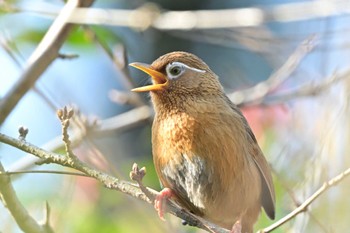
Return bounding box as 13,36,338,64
67,26,121,48
15,24,121,49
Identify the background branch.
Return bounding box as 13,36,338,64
0,162,52,233
229,35,316,106
0,0,94,125
258,167,350,233
263,69,350,105
23,1,350,30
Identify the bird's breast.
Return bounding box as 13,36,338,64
155,112,196,150
152,112,214,213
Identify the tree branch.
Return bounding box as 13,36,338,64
7,105,152,172
0,0,94,125
0,162,52,233
0,120,228,233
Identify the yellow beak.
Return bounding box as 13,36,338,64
130,62,168,92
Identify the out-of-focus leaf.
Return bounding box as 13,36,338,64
16,28,46,44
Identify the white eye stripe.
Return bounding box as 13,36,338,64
170,62,206,74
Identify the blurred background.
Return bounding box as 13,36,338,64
0,0,350,232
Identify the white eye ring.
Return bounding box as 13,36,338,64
165,62,206,80
166,62,185,79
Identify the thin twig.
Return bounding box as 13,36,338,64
231,66,350,107
264,70,350,105
129,163,153,202
258,167,350,233
57,107,77,159
109,89,143,106
271,168,330,233
2,170,90,177
7,105,153,172
42,202,53,233
57,53,79,59
96,105,153,135
229,35,316,106
82,26,146,107
1,29,62,113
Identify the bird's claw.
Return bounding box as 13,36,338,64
154,188,173,221
230,220,242,233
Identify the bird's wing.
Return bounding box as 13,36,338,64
227,98,276,219
245,123,276,220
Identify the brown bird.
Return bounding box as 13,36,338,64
130,51,275,233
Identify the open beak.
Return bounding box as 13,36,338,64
130,62,168,92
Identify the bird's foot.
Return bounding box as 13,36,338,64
230,220,242,233
154,188,173,221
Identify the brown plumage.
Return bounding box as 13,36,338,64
130,51,275,233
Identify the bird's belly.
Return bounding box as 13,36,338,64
160,153,212,213
159,151,261,228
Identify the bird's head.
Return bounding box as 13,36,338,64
130,52,224,108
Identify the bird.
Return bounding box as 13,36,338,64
130,51,275,233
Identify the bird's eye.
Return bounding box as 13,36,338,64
166,63,185,79
169,66,182,76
